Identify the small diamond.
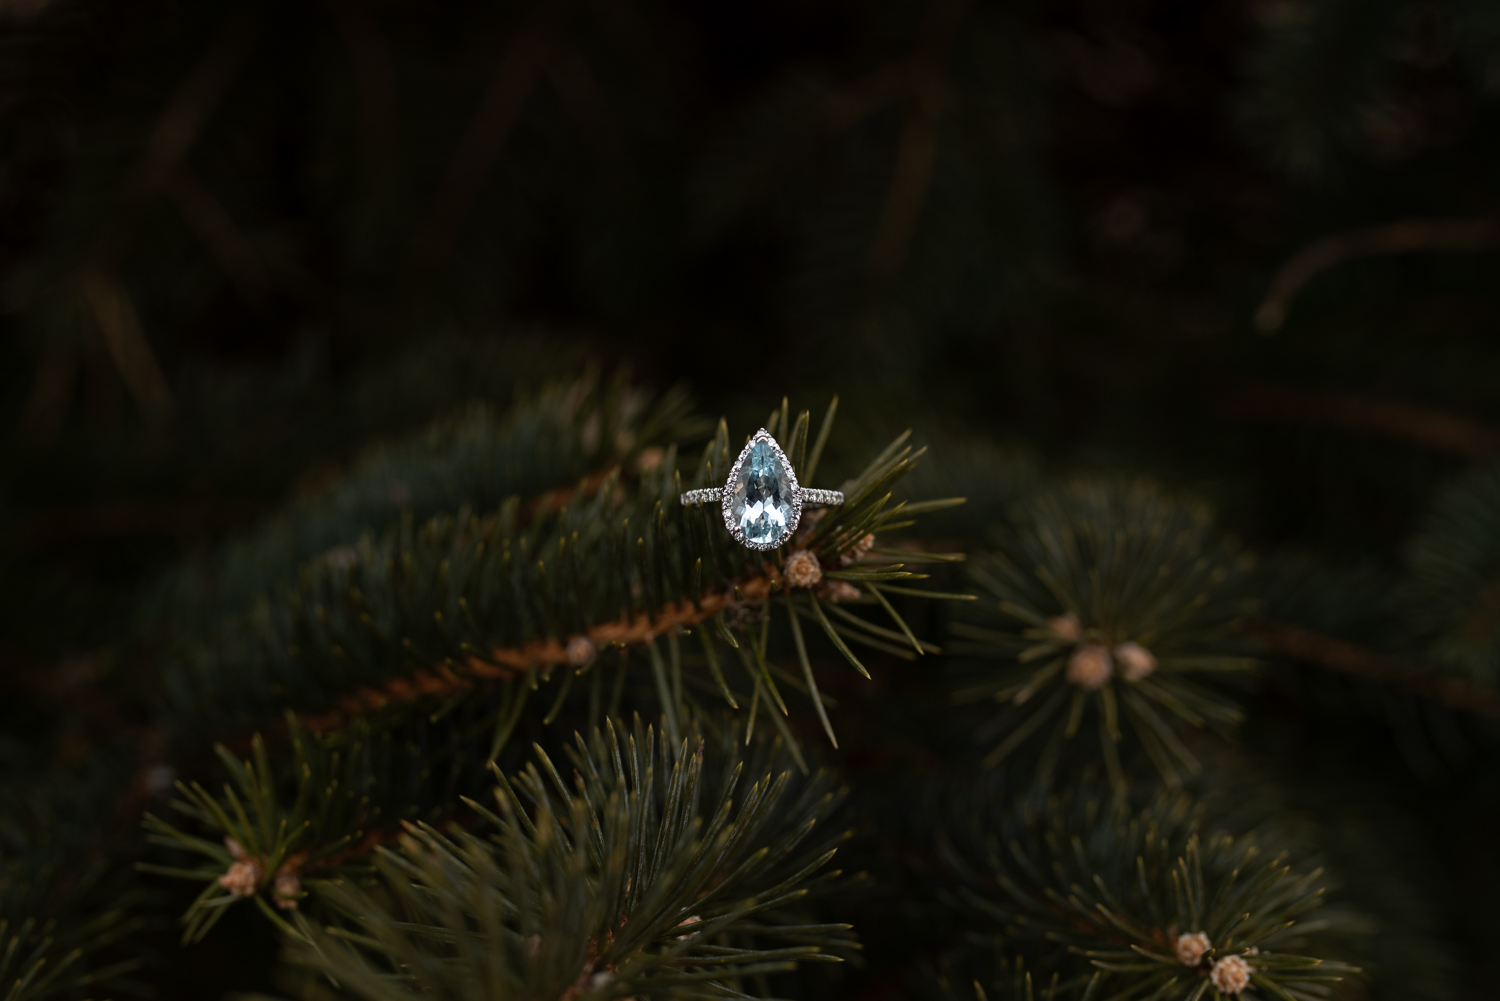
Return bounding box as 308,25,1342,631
729,438,796,547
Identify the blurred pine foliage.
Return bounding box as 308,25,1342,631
1,1,1499,999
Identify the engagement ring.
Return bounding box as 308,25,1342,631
680,429,844,550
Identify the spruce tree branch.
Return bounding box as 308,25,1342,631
163,409,946,749
1255,218,1499,333
303,573,784,729
1243,616,1500,718
521,464,622,526
1220,382,1500,458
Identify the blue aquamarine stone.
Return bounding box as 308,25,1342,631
729,439,795,546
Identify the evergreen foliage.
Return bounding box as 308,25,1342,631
152,393,962,764
141,714,498,942
938,777,1356,1001
284,717,852,1001
0,772,142,1001
952,482,1254,788
1401,463,1500,683
2,1,1499,999
144,369,701,638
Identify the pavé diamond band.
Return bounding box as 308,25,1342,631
679,487,844,507
679,429,844,551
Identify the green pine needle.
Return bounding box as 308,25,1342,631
938,775,1360,1001
952,480,1256,788
285,716,853,1001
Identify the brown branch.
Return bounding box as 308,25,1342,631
79,271,174,418
866,87,942,284
100,8,263,264
169,167,271,308
217,569,785,869
397,7,570,309
290,569,784,860
522,465,620,527
864,0,969,288
1255,218,1499,333
1218,382,1500,459
64,9,263,426
303,573,782,730
322,0,400,194
1243,617,1500,719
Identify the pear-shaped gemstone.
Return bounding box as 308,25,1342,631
729,438,795,547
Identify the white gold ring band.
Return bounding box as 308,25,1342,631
680,486,843,507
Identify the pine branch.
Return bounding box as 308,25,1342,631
303,575,782,728
163,396,965,761
141,395,964,944
291,717,852,1001
146,369,702,638
0,764,147,1001
140,711,499,943
951,480,1255,791
921,958,1061,1001
151,714,856,995
937,775,1359,1001
1400,462,1500,686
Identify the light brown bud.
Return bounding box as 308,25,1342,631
1115,641,1157,682
1066,644,1113,691
218,859,262,898
818,580,861,603
1048,613,1082,642
841,533,876,565
1175,931,1210,966
566,635,597,667
273,870,301,911
784,550,823,588
633,446,666,473
1210,955,1252,994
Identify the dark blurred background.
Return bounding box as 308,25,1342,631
3,0,1500,995
7,0,1500,583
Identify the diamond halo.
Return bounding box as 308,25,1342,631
678,428,844,551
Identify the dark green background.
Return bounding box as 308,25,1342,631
1,1,1498,997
